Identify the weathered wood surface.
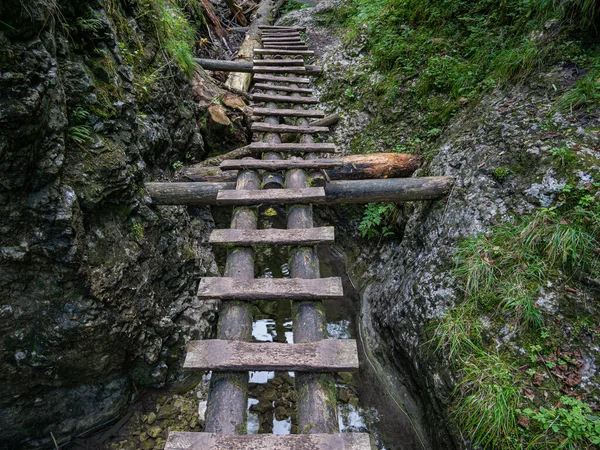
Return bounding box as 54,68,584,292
262,37,305,43
252,123,328,134
263,44,310,50
209,227,335,245
195,59,320,74
252,93,318,104
219,158,343,171
259,25,306,30
250,107,324,118
225,0,280,92
182,153,420,182
261,33,302,39
184,339,358,371
253,73,311,84
252,58,305,66
197,277,344,300
165,432,373,450
253,83,313,94
310,113,341,127
145,177,453,205
248,142,337,152
252,65,307,74
216,186,326,205
255,48,314,56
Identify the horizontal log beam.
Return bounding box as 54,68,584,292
209,226,335,245
251,93,318,104
251,123,328,134
194,58,320,74
259,25,306,30
253,83,313,94
217,186,325,205
145,177,453,205
254,48,314,56
252,59,304,66
253,73,311,84
249,107,324,118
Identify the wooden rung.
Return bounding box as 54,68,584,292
197,276,343,300
262,38,304,43
252,93,318,104
259,25,306,30
252,123,329,134
219,158,343,171
254,48,314,56
209,226,335,245
184,338,357,371
253,73,311,84
253,83,313,94
248,142,337,153
252,66,307,74
165,432,372,450
261,33,302,39
250,107,325,118
252,58,304,66
263,45,309,50
216,187,325,205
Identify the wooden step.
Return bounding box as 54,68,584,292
216,187,325,205
253,83,313,94
262,38,305,43
184,338,357,371
209,226,335,245
261,33,302,39
219,158,343,171
263,45,309,50
254,48,314,56
253,73,311,84
165,432,373,450
252,93,318,104
252,66,307,74
197,276,343,300
259,25,306,31
252,123,329,134
252,58,304,66
248,142,337,153
250,107,324,118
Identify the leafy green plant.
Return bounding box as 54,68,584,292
172,160,184,170
550,146,575,168
523,396,600,449
492,167,512,182
358,203,399,239
77,12,104,33
68,125,92,144
130,222,144,240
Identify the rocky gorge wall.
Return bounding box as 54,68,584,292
0,0,224,446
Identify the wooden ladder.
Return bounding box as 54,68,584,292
165,25,373,450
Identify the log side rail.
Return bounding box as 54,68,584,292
162,24,453,450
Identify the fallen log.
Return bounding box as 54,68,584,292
225,0,286,92
195,58,321,74
179,153,421,182
224,0,248,26
145,177,453,205
310,113,340,127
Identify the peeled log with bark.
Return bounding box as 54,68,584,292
179,153,422,182
145,177,453,205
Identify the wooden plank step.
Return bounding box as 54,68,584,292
209,226,335,245
254,48,314,56
253,73,311,84
219,158,343,171
252,123,329,134
165,432,372,450
197,276,343,300
248,142,337,153
250,107,325,118
259,25,306,30
262,37,305,42
252,58,304,66
253,83,313,94
251,93,318,104
252,66,307,74
216,187,325,205
261,33,302,38
184,338,357,371
263,45,309,50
